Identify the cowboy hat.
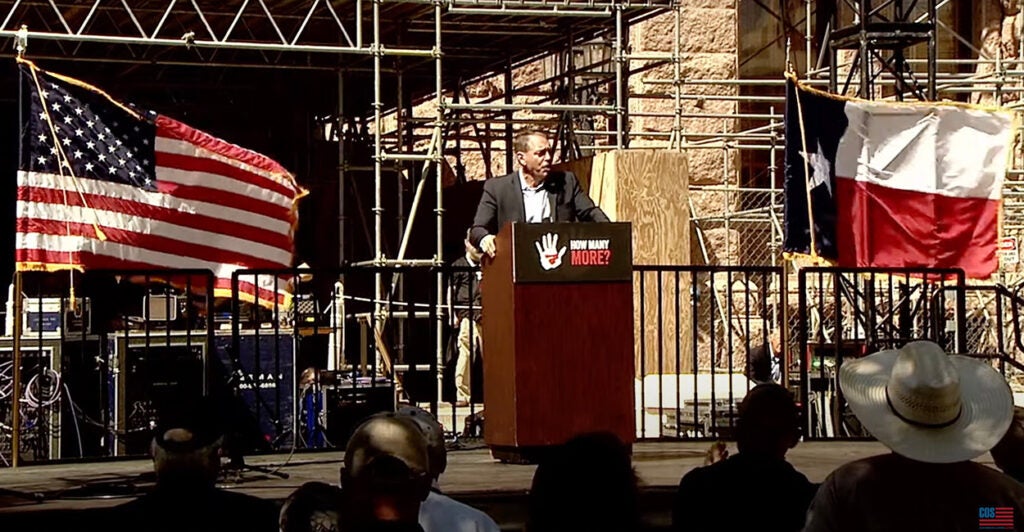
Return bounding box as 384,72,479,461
839,340,1014,464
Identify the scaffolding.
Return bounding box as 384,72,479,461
4,0,1024,379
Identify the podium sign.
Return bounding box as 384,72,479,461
512,222,632,283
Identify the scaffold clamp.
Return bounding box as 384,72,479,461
14,25,27,58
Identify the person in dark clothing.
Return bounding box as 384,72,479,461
111,398,279,532
280,481,344,532
991,406,1024,483
802,341,1024,531
340,413,431,532
672,384,816,532
747,328,782,384
449,232,483,405
527,431,640,532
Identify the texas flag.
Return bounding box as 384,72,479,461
783,78,1014,279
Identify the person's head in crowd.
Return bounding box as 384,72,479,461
840,340,1014,464
527,431,639,532
396,406,447,484
703,440,729,465
990,406,1024,482
150,397,224,488
735,383,801,459
341,413,432,526
280,481,344,532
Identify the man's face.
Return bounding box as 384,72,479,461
516,134,552,180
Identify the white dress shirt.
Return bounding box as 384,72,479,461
519,171,550,223
419,490,501,532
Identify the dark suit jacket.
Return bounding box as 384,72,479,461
469,171,610,249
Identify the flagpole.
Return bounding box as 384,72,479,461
792,78,819,258
11,57,23,468
10,272,22,468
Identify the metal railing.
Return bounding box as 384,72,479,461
632,265,783,440
4,264,1009,465
797,267,966,440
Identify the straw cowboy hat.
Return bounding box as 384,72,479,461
839,340,1014,464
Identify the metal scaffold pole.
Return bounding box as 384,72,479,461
434,0,446,413
372,0,384,373
614,4,625,149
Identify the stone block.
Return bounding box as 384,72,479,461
681,53,737,80
631,13,676,52
697,227,742,266
682,0,736,9
681,8,737,54
687,147,737,186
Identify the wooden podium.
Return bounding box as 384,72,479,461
481,222,635,462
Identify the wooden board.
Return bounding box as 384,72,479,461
554,150,692,375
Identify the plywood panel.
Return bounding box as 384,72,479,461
556,151,692,376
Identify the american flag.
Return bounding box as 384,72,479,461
979,507,1015,530
16,60,305,307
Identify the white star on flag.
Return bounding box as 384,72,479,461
800,140,833,197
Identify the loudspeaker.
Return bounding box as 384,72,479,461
59,339,106,459
324,379,394,447
113,334,206,456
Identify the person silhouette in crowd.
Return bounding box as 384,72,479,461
527,431,640,532
803,340,1024,531
112,398,278,532
990,406,1024,484
395,406,500,532
280,481,345,532
672,383,815,532
340,413,431,532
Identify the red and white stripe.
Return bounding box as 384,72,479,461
17,115,304,307
833,101,1012,279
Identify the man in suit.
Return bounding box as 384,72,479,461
470,129,609,256
747,328,782,385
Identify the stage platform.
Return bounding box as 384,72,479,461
0,440,913,530
4,440,1012,530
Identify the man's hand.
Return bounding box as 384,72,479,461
480,234,497,257
535,233,567,270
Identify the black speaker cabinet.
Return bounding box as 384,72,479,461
113,332,206,456
325,380,395,447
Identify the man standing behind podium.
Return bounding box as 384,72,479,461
470,129,609,256
450,232,484,406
